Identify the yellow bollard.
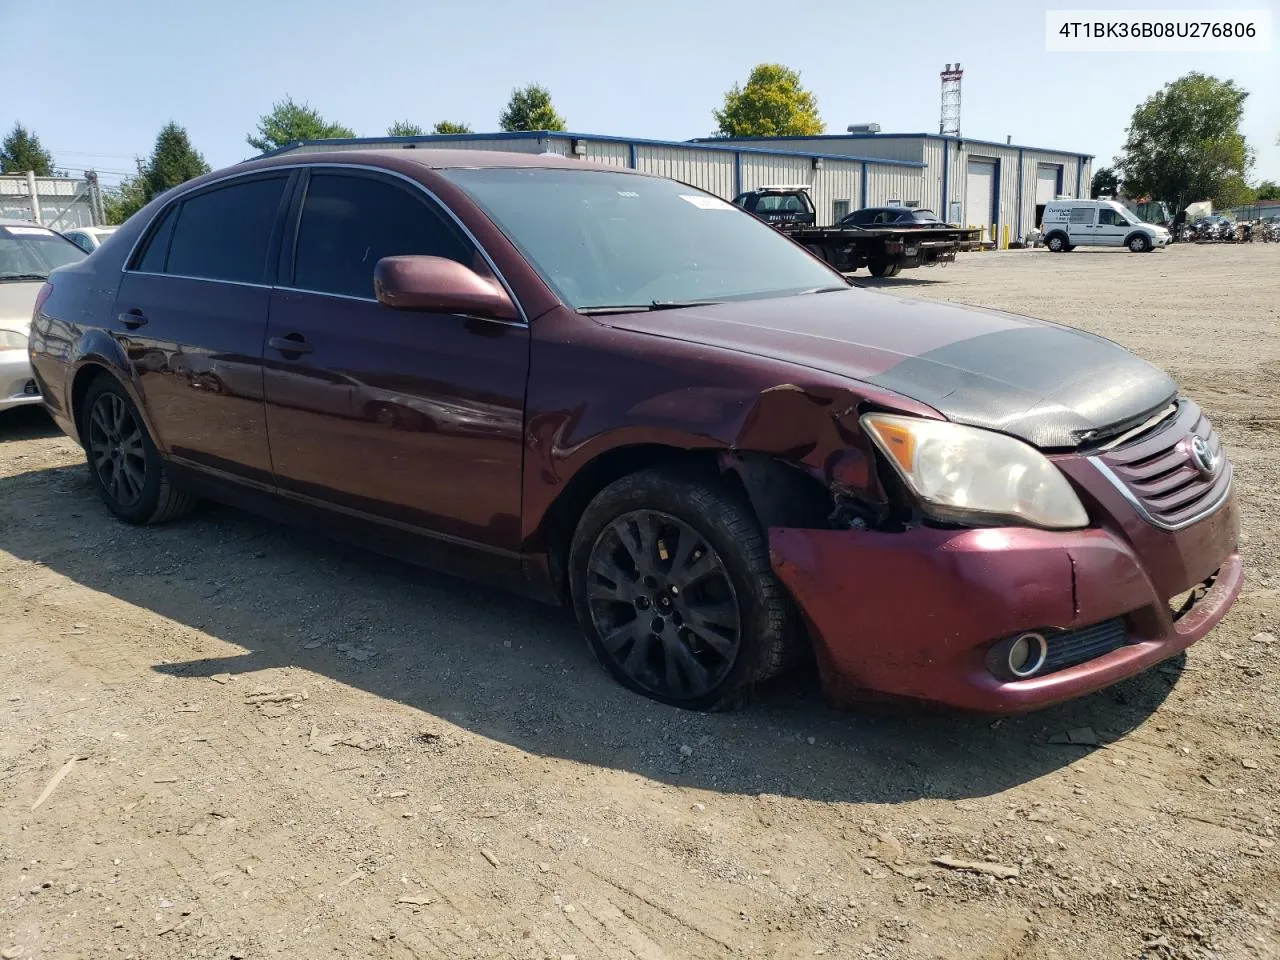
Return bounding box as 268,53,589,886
1002,223,1010,250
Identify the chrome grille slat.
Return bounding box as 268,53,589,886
1089,400,1231,531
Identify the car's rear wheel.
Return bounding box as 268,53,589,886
569,468,796,710
82,375,195,525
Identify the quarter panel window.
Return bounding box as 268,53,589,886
291,173,472,300
135,206,177,273
165,177,288,283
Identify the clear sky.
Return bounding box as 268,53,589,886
4,0,1277,188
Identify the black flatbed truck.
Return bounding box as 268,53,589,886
731,186,984,277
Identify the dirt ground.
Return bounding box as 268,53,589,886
2,243,1278,960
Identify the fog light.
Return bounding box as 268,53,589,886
1007,632,1048,678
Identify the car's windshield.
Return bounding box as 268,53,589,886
0,225,87,280
441,168,844,310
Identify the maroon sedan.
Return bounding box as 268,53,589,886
27,150,1241,712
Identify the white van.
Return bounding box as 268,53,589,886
1040,199,1170,253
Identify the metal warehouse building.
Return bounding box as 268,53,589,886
264,130,1091,241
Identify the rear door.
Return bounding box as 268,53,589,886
262,168,529,550
1066,205,1098,245
113,172,292,485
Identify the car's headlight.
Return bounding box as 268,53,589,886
0,329,28,350
861,413,1089,530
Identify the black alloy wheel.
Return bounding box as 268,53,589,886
584,509,742,701
80,375,196,525
87,390,147,508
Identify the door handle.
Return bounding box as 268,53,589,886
268,334,313,355
117,310,148,329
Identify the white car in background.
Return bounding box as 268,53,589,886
62,225,118,253
1040,199,1171,253
0,219,87,414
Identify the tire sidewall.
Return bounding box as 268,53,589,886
1046,233,1066,252
81,375,166,524
1129,234,1150,253
569,472,784,710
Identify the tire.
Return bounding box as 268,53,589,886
81,374,196,525
869,261,900,277
1045,233,1067,252
569,468,796,711
1128,234,1152,253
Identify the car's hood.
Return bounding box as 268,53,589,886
0,281,40,334
599,288,1176,449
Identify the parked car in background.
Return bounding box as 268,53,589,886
62,226,118,253
1,219,86,414
1041,199,1170,253
838,206,947,228
29,150,1240,713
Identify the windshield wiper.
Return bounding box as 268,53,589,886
578,299,724,315
0,273,49,283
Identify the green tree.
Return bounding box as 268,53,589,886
0,123,54,176
1116,73,1253,215
1091,166,1121,198
102,177,149,225
145,122,210,199
713,64,824,137
498,84,566,132
1255,179,1280,201
387,120,426,137
247,97,356,152
432,121,473,135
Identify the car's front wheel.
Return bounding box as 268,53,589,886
81,375,196,525
569,468,796,710
1128,234,1152,253
1045,232,1067,252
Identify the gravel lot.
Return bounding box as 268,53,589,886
2,243,1277,960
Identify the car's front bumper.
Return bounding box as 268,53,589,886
0,348,41,412
769,485,1240,713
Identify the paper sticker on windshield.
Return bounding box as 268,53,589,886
3,226,54,236
680,195,733,210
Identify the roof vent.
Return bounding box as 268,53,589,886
846,123,881,134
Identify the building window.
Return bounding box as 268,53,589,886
903,200,920,208
832,199,850,222
886,198,902,206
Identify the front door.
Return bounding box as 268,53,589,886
262,169,529,551
112,172,292,486
1094,206,1130,246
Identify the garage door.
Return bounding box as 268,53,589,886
1036,165,1060,204
966,159,996,235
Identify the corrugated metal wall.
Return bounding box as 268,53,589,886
582,139,630,167
809,164,863,226
738,153,810,192
865,167,928,208
0,176,98,229
634,145,735,199
703,137,926,164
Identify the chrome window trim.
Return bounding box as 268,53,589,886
1088,455,1234,532
123,269,272,290
120,161,529,326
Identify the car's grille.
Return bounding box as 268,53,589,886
1093,400,1231,530
1042,618,1128,674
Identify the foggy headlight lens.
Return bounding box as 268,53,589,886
0,330,28,350
862,413,1089,529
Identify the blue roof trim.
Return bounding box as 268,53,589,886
253,131,925,168
691,132,1094,160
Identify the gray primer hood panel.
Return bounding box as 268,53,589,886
863,324,1177,448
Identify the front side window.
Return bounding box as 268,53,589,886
0,225,87,281
1098,208,1127,226
442,168,842,310
290,173,472,300
164,176,289,283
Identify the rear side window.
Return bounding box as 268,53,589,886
165,176,288,283
1069,207,1095,224
135,206,177,273
290,173,472,300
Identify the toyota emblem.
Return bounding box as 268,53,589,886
1189,435,1217,477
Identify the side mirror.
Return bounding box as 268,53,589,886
373,255,518,321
